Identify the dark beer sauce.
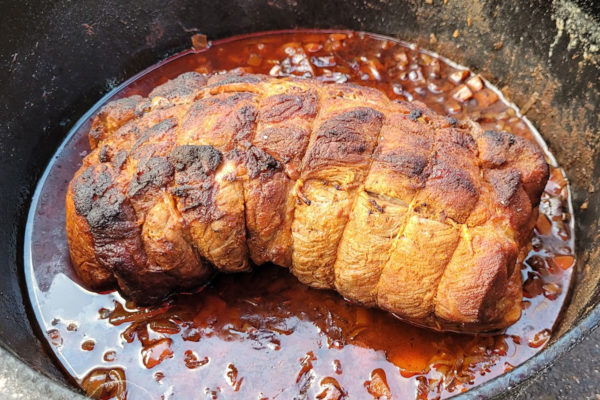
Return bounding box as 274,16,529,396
25,30,575,399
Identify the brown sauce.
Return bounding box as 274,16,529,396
25,30,575,399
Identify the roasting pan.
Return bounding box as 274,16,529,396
1,0,598,398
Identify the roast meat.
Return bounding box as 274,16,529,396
66,72,548,332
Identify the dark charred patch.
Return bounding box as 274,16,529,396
98,96,144,121
486,168,522,206
148,72,207,101
352,107,383,123
303,107,383,172
99,145,112,163
81,187,147,298
433,129,479,175
85,188,128,230
89,95,144,148
225,92,255,104
378,152,430,181
169,145,223,214
171,183,217,212
443,128,477,152
181,97,210,123
113,150,128,170
244,146,281,179
72,165,132,231
128,157,174,197
169,145,223,174
428,162,478,197
73,165,113,217
171,178,217,214
486,129,516,146
316,108,383,141
400,100,435,120
235,104,258,142
447,116,458,126
478,130,516,167
113,120,140,141
504,136,549,204
184,92,255,120
409,109,423,121
259,90,318,123
181,92,257,148
254,125,310,164
170,175,222,219
89,126,104,147
418,159,480,222
130,118,178,155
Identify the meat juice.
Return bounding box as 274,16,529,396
25,30,575,399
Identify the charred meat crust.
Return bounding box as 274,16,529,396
128,157,174,198
259,89,319,123
486,168,522,207
148,72,208,103
377,152,429,180
169,144,223,174
66,72,549,332
89,95,145,149
477,129,549,205
169,145,223,214
302,107,384,176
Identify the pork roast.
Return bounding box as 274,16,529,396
65,71,548,332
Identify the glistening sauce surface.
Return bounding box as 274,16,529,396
25,31,575,399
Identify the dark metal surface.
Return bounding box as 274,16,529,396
1,0,598,398
516,326,600,400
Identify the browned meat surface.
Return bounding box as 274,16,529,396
65,71,548,332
